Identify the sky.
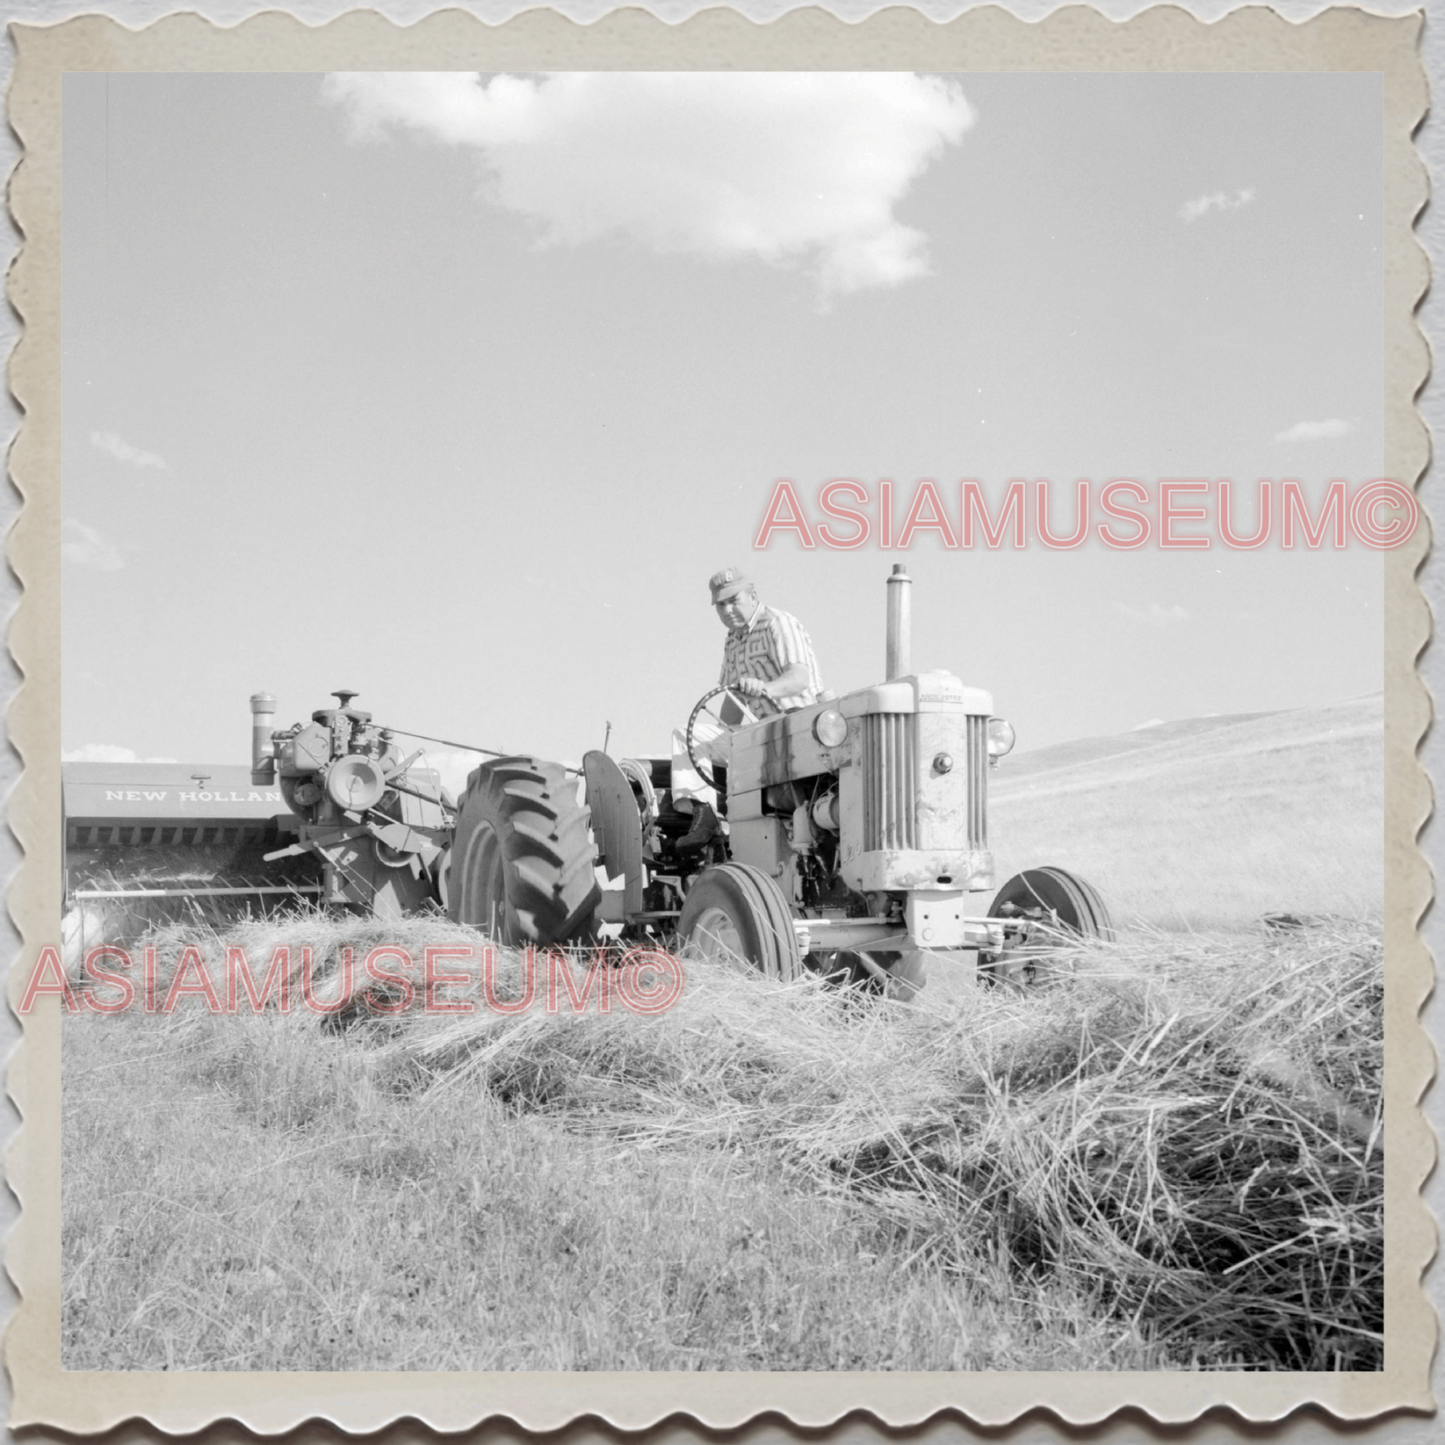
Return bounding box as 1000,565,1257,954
60,70,1385,783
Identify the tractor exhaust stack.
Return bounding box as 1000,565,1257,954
251,692,277,784
885,564,912,680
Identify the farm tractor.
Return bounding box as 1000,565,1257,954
245,566,1112,997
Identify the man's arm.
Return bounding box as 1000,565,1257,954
736,663,811,702
768,609,822,701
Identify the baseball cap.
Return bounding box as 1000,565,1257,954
709,567,750,604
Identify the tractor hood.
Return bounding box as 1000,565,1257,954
837,670,994,718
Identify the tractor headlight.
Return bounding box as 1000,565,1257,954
813,709,848,747
987,717,1016,758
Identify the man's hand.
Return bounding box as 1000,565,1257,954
735,677,769,700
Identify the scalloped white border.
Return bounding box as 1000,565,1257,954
3,5,1433,1433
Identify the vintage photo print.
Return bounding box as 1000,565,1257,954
4,4,1432,1434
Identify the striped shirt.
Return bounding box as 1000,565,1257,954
720,604,825,717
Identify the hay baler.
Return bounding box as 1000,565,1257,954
248,690,455,918
61,761,321,960
62,695,456,959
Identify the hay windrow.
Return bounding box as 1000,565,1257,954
111,912,1383,1369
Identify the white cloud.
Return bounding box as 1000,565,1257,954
1179,187,1255,222
1274,418,1355,443
323,72,974,298
62,744,179,763
1113,601,1189,629
61,519,123,571
91,430,168,470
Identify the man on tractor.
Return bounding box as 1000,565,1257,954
671,569,827,848
710,566,825,716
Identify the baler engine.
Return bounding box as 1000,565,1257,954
251,690,455,917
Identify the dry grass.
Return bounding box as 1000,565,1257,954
64,910,1382,1371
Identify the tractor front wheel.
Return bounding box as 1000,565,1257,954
677,864,803,982
447,758,601,946
981,866,1113,986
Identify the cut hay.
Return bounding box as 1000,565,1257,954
118,912,1383,1369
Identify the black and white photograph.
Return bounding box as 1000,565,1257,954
6,5,1432,1429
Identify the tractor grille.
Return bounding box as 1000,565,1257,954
967,715,988,849
862,714,916,851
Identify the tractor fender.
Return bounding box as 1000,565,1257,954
581,750,645,918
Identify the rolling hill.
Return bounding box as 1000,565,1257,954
988,694,1384,929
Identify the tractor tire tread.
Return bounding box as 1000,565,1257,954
447,757,600,945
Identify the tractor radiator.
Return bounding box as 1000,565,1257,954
966,714,988,849
862,714,917,851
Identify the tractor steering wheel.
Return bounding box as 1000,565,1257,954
685,685,760,787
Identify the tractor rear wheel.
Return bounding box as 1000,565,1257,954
447,757,601,946
677,864,803,982
982,866,1113,985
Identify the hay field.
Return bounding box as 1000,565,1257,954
990,694,1383,929
61,699,1384,1371
63,914,1381,1372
